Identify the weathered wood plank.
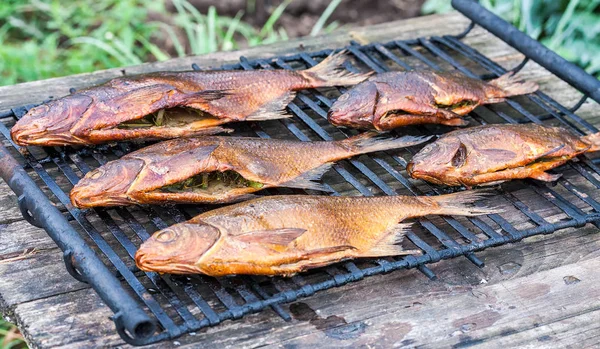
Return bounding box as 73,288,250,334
0,180,24,223
13,288,122,349
0,220,58,258
0,250,88,308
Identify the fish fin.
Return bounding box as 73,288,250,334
477,180,507,187
538,144,566,158
484,97,506,104
279,162,335,192
530,171,562,182
234,228,307,246
245,91,296,121
185,90,228,102
302,50,373,86
440,118,470,126
303,245,357,258
488,73,539,98
581,132,600,152
360,223,421,257
430,190,503,216
338,131,433,156
293,246,358,271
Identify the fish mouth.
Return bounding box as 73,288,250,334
135,251,202,274
70,158,145,208
327,109,374,129
406,164,445,185
408,166,458,186
70,191,132,208
11,95,94,146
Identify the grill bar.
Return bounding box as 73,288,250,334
1,10,600,345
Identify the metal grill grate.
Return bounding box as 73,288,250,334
1,14,600,346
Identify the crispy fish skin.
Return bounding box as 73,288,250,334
11,51,371,146
407,123,600,187
134,191,498,276
328,70,538,130
70,132,430,208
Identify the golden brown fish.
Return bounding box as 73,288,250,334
328,70,538,130
70,132,430,208
407,123,600,187
11,51,371,146
134,191,498,276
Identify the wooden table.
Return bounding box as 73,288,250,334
1,11,599,348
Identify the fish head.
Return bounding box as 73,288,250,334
328,81,378,129
135,222,221,274
11,95,93,146
407,137,467,185
70,158,145,208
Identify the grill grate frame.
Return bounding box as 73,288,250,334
1,19,600,346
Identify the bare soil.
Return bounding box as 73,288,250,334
177,0,425,38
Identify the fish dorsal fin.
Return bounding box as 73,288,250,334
530,171,562,182
234,228,307,246
279,162,335,192
361,223,421,257
245,91,297,121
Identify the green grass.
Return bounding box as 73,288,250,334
0,319,25,349
0,0,342,86
422,0,600,77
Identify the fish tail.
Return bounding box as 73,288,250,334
487,72,539,98
429,189,502,216
338,131,433,156
582,132,600,152
301,50,372,87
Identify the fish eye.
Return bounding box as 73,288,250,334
337,93,349,101
155,229,178,243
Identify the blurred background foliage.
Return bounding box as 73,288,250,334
0,0,342,85
1,0,597,87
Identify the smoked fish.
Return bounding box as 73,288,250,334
135,191,498,276
70,132,430,208
407,123,600,187
12,51,371,146
328,70,538,130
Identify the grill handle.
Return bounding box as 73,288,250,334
0,145,156,341
452,0,600,104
